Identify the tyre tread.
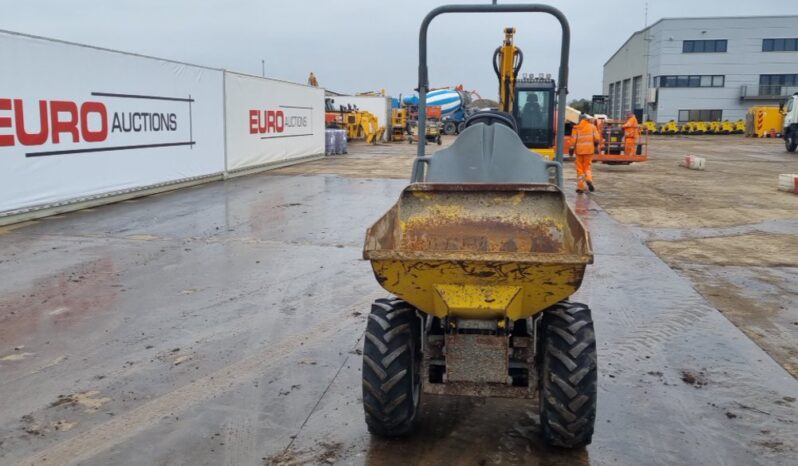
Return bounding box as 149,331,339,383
362,298,420,436
539,301,597,448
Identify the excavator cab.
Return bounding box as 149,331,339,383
493,27,568,160
513,76,556,150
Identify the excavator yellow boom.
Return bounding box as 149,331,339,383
494,27,522,114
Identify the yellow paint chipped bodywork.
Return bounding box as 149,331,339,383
433,284,522,319
364,184,593,321
408,203,465,222
502,192,525,206
400,204,466,241
372,259,584,320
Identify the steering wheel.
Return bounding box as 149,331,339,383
464,110,518,133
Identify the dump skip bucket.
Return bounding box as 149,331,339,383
364,183,593,320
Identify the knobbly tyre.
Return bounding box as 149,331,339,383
361,3,597,448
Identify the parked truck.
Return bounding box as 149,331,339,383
783,93,798,152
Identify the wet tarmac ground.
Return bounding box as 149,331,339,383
1,171,797,465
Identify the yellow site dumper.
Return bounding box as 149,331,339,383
360,3,597,449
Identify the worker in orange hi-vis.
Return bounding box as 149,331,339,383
308,72,319,87
569,114,600,194
622,111,640,156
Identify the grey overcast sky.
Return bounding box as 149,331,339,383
0,1,792,100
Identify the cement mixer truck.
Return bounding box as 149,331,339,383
403,88,477,135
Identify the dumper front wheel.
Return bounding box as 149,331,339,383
362,298,421,436
539,302,597,448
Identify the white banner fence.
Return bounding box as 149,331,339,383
0,30,327,221
224,72,325,172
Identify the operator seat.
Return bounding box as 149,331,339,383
424,111,559,184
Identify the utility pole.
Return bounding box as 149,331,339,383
642,1,650,122
261,60,265,78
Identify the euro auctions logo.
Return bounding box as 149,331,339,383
249,106,312,140
0,92,195,157
249,109,286,134
0,99,110,146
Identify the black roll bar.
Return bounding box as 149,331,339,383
413,3,571,182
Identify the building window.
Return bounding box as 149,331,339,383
763,38,798,52
683,39,727,53
621,79,631,115
608,83,615,118
759,74,798,95
655,75,724,88
678,109,722,122
760,74,798,86
632,76,642,110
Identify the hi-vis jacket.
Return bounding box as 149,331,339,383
623,115,640,139
570,120,600,156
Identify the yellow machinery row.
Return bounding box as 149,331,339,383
646,119,745,135
642,106,785,138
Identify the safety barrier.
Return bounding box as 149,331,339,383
0,30,325,223
778,174,798,194
680,155,706,170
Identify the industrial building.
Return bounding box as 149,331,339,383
603,15,798,123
